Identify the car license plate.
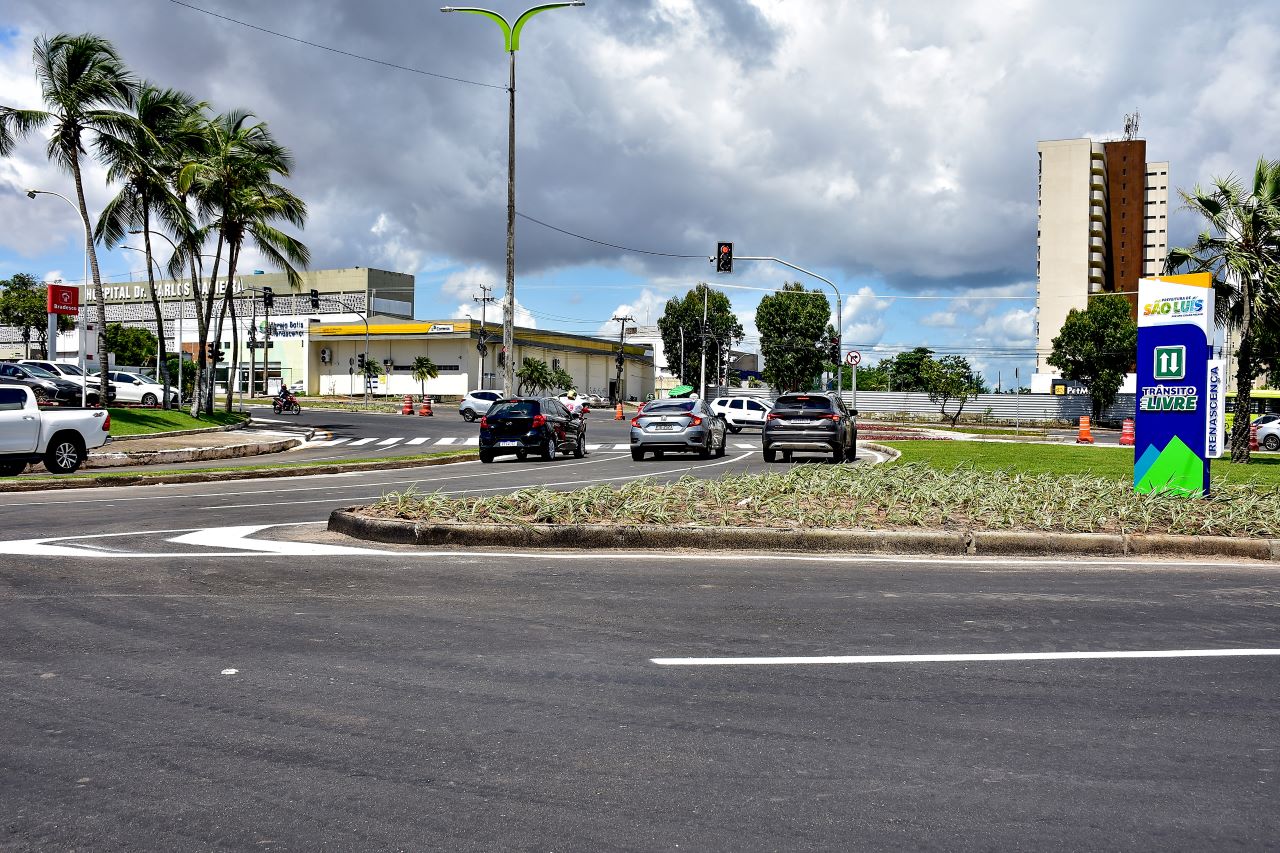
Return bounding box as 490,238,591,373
789,419,816,426
498,440,520,447
652,424,678,431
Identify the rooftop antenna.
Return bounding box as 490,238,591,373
1123,110,1141,141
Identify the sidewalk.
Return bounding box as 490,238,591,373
84,429,305,469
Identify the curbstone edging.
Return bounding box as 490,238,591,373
859,441,901,463
86,437,302,469
110,422,246,442
327,509,1279,561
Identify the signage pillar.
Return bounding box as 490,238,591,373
1134,273,1220,496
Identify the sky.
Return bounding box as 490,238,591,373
1,0,1278,387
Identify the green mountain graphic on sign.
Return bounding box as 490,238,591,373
1134,435,1205,496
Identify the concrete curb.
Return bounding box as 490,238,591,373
0,452,478,492
860,441,901,463
84,436,303,469
328,509,1279,561
110,422,246,442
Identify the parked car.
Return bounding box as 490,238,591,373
459,389,505,422
98,370,180,406
17,359,89,386
0,361,101,406
762,392,856,463
478,396,587,462
1257,416,1280,451
0,385,111,474
710,396,772,432
629,398,727,461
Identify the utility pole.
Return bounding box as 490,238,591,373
473,285,496,388
612,314,634,404
698,285,708,400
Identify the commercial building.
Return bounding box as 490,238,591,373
1034,137,1169,388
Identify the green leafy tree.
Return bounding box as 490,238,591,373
0,274,51,357
756,282,831,392
851,360,891,391
549,365,574,393
411,355,439,397
103,322,157,367
515,357,552,395
884,347,935,392
1167,159,1280,462
1046,293,1137,423
657,283,743,386
0,33,138,405
922,354,982,426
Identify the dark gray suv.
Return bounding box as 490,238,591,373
762,392,856,463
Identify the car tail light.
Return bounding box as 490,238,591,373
766,412,782,421
685,414,702,426
479,416,488,429
531,414,547,428
102,413,111,431
820,413,840,421
631,417,642,427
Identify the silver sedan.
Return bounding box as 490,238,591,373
629,399,727,461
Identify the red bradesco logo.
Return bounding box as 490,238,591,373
46,284,79,315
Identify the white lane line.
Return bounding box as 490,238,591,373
347,437,377,446
376,438,403,446
733,443,756,449
651,649,1280,666
406,437,428,445
435,437,458,445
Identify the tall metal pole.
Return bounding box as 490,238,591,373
503,48,517,397
698,286,708,400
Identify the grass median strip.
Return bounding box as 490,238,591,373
108,408,246,436
368,462,1279,538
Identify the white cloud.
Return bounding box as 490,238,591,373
973,307,1036,347
597,288,669,334
454,299,536,330
919,311,957,328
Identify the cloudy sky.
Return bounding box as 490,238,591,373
1,0,1276,384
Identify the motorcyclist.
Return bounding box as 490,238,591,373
274,385,296,407
561,388,584,416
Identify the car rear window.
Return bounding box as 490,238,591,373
645,401,696,413
775,395,835,411
0,388,26,410
23,364,56,378
487,400,538,417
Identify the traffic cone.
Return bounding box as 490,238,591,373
614,403,624,420
419,398,433,416
401,395,414,415
1118,418,1135,446
1076,415,1094,444
1250,422,1260,451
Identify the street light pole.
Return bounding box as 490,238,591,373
441,1,585,398
27,189,89,407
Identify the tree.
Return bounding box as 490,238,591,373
755,282,831,392
1046,294,1138,423
96,83,203,409
656,283,743,387
549,365,574,393
1167,159,1280,462
515,357,552,395
0,33,138,406
922,354,982,426
851,360,891,391
884,347,935,392
411,355,439,398
0,274,44,357
103,322,156,367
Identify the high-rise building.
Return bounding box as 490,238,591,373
1034,137,1169,378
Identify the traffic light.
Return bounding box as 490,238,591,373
309,288,320,310
715,241,733,274
262,286,274,310
207,342,222,364
615,352,625,372
477,342,488,357
357,353,366,369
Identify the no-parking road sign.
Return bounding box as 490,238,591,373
845,350,861,367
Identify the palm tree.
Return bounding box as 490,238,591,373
515,357,552,395
96,84,202,408
0,33,137,405
412,356,439,398
1167,159,1280,463
179,111,309,411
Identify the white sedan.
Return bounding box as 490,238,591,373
103,370,180,406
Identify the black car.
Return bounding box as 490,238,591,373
0,361,102,406
762,392,856,463
478,396,587,463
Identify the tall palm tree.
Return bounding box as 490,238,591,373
412,355,439,398
1167,158,1280,463
179,111,309,412
0,33,136,405
95,84,203,408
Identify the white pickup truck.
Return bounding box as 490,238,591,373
0,385,111,475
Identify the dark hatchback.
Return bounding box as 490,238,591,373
762,392,856,463
0,361,105,406
478,396,587,463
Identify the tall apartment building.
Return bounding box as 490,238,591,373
1034,137,1169,376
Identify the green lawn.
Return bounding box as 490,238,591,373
883,440,1280,488
108,408,247,437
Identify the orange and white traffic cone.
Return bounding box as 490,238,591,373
401,395,414,415
1118,418,1135,446
1076,415,1094,444
419,398,433,416
614,403,624,420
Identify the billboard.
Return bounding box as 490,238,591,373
46,284,79,315
1134,274,1216,496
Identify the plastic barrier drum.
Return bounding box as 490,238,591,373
1076,415,1094,444
1119,418,1135,446
419,399,433,417
401,395,414,415
614,403,624,420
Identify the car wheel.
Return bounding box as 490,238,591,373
517,450,528,461
541,432,557,461
715,430,727,458
631,448,645,461
0,461,26,477
1265,434,1280,451
479,450,495,463
699,436,713,459
462,409,476,422
654,450,664,459
763,447,776,463
783,450,792,463
573,434,586,458
845,441,858,461
141,392,158,407
31,387,47,404
43,434,84,474
831,442,844,464
728,424,741,434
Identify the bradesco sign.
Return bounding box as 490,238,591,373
1134,273,1222,496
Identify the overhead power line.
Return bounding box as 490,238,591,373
165,0,506,90
516,212,707,259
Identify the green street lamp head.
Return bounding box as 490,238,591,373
440,2,585,51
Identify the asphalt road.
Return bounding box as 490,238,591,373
1,417,1277,850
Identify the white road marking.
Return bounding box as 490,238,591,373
651,649,1280,666
406,437,428,445
734,443,756,449
221,668,239,675
435,437,458,445
168,525,394,555
376,438,403,446
463,437,479,445
347,438,377,446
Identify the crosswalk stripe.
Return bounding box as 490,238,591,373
377,438,404,446
347,437,377,446
463,437,479,446
733,442,755,449
406,437,428,445
435,437,458,445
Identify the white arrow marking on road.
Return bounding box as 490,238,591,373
166,525,394,555
651,649,1280,666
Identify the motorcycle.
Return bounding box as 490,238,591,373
273,396,302,415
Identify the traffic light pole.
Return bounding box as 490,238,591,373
314,294,369,408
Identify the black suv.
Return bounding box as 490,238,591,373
478,396,588,463
762,392,856,463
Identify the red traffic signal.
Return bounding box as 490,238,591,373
715,242,733,274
